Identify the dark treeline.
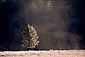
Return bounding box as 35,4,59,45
0,0,18,50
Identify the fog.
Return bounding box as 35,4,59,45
0,0,82,50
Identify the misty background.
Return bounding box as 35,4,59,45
0,0,84,50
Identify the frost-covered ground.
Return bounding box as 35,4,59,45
0,50,84,57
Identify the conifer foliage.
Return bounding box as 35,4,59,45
22,24,39,50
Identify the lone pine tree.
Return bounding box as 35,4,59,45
21,24,39,50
